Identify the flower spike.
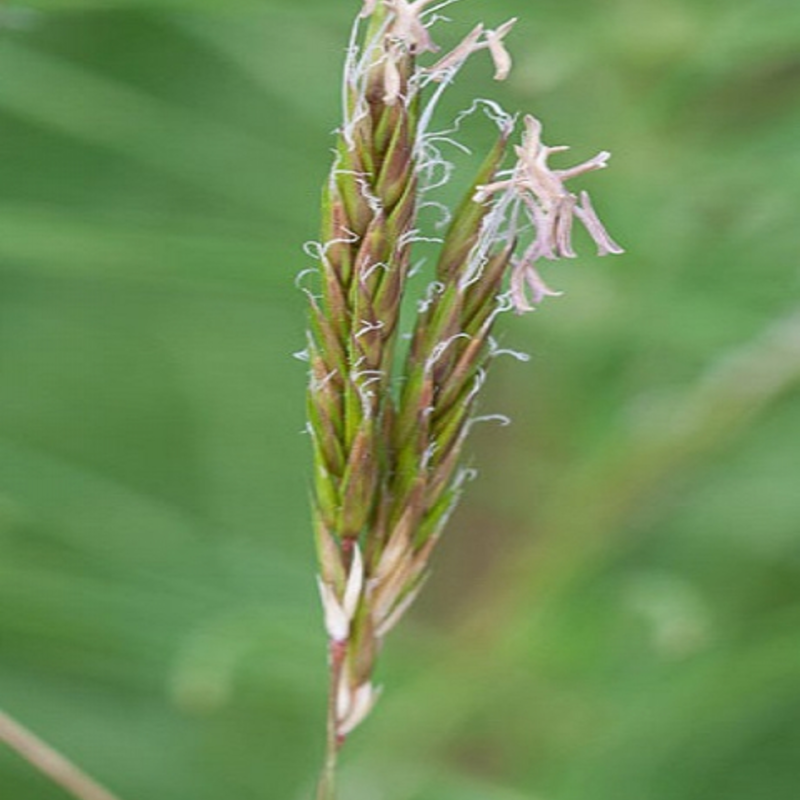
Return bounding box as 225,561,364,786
308,4,624,795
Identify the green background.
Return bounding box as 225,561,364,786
1,0,799,798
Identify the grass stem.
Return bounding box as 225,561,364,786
316,641,345,800
0,707,126,800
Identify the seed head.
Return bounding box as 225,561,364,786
308,1,625,766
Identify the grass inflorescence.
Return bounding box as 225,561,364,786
303,3,623,796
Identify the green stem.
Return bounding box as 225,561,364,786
0,707,125,800
316,641,345,800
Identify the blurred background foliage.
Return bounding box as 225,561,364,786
1,0,799,798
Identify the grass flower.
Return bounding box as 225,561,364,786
304,3,623,796
475,114,625,312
